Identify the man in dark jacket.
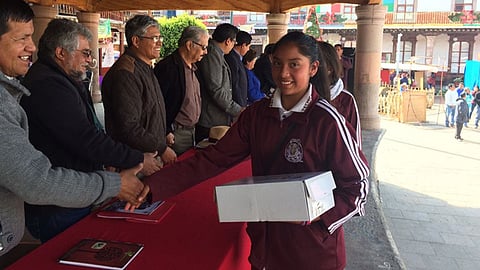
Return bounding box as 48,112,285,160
225,30,252,107
253,43,276,97
20,19,161,242
102,15,177,166
154,26,209,155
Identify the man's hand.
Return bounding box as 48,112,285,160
141,151,162,176
166,132,175,146
118,163,150,210
161,146,177,165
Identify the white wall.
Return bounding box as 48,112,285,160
415,35,427,64
431,34,450,67
382,33,394,54
416,0,451,12
473,34,480,61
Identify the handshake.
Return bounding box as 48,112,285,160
116,163,152,211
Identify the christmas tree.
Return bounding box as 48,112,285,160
303,6,323,41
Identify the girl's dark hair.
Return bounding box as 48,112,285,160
272,31,330,101
318,41,342,87
242,49,257,65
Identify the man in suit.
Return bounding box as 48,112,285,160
195,23,244,142
154,26,209,155
225,30,252,107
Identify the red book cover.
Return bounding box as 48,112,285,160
96,199,175,224
58,239,143,270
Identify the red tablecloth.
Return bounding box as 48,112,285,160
8,150,252,270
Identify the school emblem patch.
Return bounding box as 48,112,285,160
284,138,303,163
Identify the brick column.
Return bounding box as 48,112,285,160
354,5,386,130
266,13,290,44
77,12,101,103
31,5,57,62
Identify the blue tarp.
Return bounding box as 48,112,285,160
464,60,480,89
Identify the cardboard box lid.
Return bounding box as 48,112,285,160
215,171,336,222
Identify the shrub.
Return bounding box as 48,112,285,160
157,14,206,59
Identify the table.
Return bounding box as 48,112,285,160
8,150,252,270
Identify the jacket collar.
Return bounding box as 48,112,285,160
330,79,344,100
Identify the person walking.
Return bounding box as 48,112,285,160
445,83,458,127
454,91,468,141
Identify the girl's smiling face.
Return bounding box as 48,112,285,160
271,42,318,107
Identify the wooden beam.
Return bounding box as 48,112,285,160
28,0,383,13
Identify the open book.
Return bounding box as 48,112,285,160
96,199,175,224
59,239,143,270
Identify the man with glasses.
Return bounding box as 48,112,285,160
102,15,177,167
20,18,160,243
195,23,244,142
154,26,209,155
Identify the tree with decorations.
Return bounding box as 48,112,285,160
303,6,323,41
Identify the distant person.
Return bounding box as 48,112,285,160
154,26,209,155
225,30,252,107
102,15,177,166
253,43,276,97
427,73,435,89
456,82,465,96
0,0,147,256
334,44,353,90
399,72,409,85
318,41,361,146
195,23,243,142
464,87,473,126
242,48,265,104
445,83,457,127
20,18,161,243
473,85,480,129
454,91,468,141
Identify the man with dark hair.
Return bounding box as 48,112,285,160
0,0,147,256
154,26,209,155
195,23,244,142
253,43,276,97
334,44,353,90
21,18,161,242
102,15,177,165
225,30,252,107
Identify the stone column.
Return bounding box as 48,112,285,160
266,13,290,44
31,5,57,62
354,5,386,130
77,12,101,103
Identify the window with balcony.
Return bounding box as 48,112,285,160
343,4,357,21
450,41,469,74
454,0,473,11
290,8,307,26
400,41,413,63
395,0,415,22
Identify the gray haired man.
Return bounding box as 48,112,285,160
154,26,209,155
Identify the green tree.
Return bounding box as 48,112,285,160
157,14,206,59
303,6,322,40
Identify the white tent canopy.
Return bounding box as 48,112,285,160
381,62,447,72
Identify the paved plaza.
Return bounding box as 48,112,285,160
346,102,480,270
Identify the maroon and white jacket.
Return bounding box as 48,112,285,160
145,85,370,270
330,79,362,148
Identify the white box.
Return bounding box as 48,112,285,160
215,171,336,222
